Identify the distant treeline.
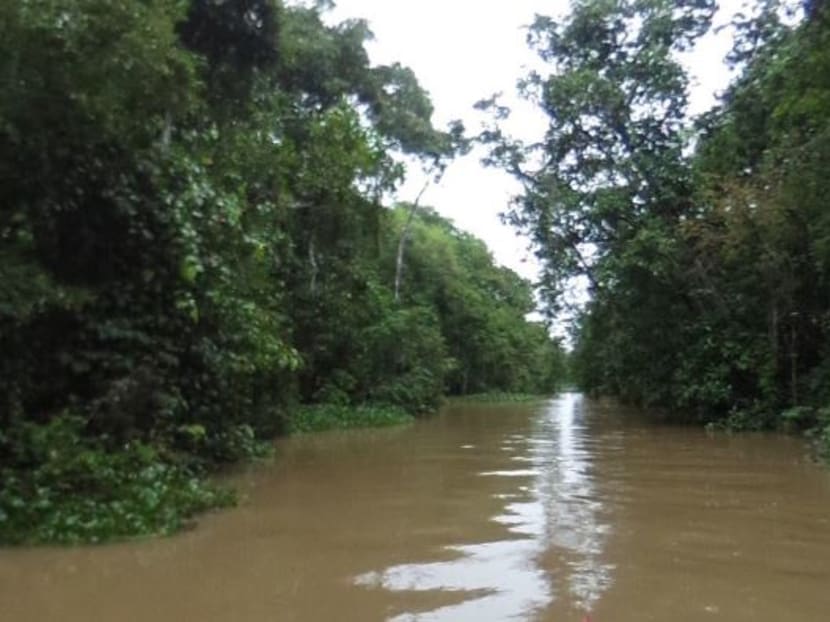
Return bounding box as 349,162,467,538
0,0,564,543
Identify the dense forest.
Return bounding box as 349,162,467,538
3,0,829,546
484,0,830,444
0,0,564,543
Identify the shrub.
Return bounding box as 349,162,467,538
0,416,233,545
287,404,413,435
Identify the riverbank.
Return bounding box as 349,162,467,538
0,403,415,546
448,392,551,404
1,394,562,545
286,404,414,434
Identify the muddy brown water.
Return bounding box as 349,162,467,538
3,393,830,621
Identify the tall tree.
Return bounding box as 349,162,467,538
481,0,715,404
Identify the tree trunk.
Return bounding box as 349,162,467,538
161,111,173,153
790,319,799,406
394,179,431,303
309,237,319,297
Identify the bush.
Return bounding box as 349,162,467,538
203,423,273,463
0,416,233,545
287,404,413,435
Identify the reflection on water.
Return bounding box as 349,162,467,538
355,393,612,620
356,536,550,622
535,393,615,613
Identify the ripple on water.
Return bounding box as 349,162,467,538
355,393,615,620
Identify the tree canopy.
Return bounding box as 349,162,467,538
484,0,830,440
0,0,563,544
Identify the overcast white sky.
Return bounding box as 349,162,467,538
324,0,744,282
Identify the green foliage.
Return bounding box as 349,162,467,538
287,404,414,435
812,408,830,458
203,424,274,464
0,416,233,545
482,0,721,413
289,202,564,419
0,0,565,543
487,0,830,438
385,207,566,398
356,305,451,413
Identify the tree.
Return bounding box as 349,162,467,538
481,0,715,406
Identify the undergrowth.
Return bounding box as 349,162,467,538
0,416,234,545
287,403,414,434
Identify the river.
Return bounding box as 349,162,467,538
2,393,830,621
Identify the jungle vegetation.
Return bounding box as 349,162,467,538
482,0,830,446
0,0,564,543
5,0,828,545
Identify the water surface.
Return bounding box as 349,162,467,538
3,394,830,621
